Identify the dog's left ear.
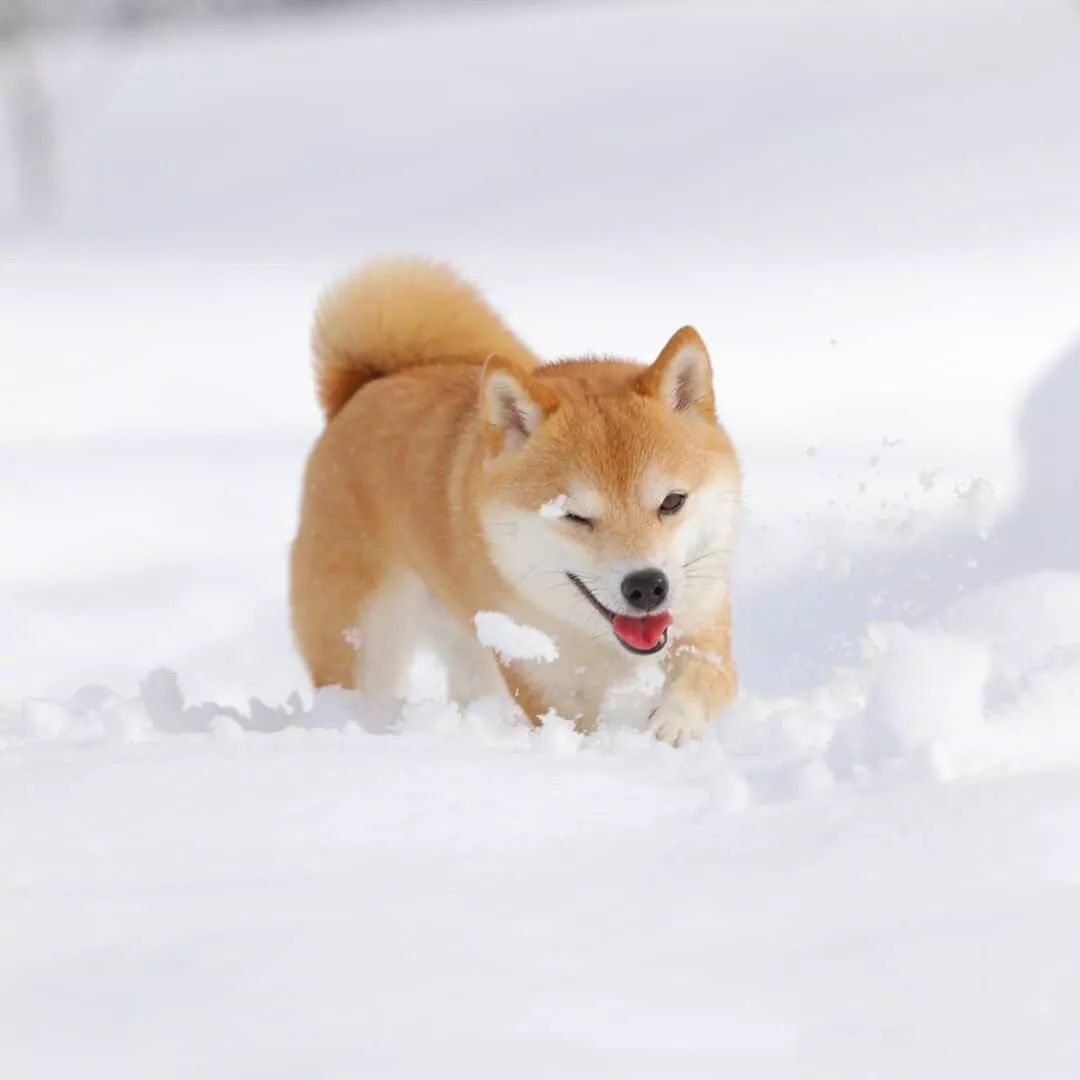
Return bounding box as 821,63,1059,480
637,326,715,421
481,354,559,458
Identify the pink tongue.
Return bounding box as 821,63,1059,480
612,611,673,651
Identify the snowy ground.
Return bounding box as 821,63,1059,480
3,1,1080,1076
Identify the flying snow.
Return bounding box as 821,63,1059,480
473,611,559,663
538,494,569,519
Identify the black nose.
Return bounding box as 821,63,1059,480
620,568,669,612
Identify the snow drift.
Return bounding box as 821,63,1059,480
3,1,1080,1076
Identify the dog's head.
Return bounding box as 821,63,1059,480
478,327,741,657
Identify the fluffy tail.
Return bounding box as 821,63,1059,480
311,257,537,421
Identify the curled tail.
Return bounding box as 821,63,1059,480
311,257,537,421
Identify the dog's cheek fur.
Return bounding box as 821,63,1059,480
665,479,741,624
480,504,611,636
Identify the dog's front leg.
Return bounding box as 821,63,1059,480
649,621,737,747
495,660,549,728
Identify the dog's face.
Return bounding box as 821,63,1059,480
479,327,740,657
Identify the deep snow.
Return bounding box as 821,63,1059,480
3,1,1080,1076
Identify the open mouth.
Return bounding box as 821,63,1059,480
566,573,672,655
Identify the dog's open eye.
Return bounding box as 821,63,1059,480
563,511,594,529
659,492,687,516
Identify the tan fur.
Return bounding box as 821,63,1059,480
312,257,536,420
291,259,741,745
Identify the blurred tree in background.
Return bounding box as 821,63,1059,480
0,0,400,222
2,0,364,32
2,1,55,221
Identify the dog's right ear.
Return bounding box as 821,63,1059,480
481,355,558,458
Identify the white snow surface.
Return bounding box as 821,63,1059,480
3,1,1080,1076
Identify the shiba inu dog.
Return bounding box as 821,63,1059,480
290,259,740,744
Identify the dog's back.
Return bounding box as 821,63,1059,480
292,260,536,692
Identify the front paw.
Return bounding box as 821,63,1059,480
648,697,709,747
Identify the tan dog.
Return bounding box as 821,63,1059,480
290,259,740,744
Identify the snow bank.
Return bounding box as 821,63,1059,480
725,571,1080,793
6,570,1076,802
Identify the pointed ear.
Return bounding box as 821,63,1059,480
480,354,559,457
637,326,715,420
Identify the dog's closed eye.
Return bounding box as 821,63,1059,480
564,511,594,529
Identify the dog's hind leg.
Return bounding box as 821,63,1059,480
348,571,435,700
289,536,386,691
